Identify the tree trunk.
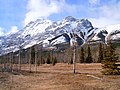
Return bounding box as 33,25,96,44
10,52,13,72
35,45,37,73
29,48,32,73
3,55,5,71
18,49,21,71
73,46,76,73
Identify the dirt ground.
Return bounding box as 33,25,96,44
0,63,120,90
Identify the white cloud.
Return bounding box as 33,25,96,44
7,26,19,35
89,1,120,27
0,27,5,36
24,0,79,25
88,0,100,5
100,2,120,20
89,17,120,27
24,0,66,25
23,0,120,28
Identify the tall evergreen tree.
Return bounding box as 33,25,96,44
85,45,93,63
101,40,120,75
98,43,103,63
80,47,84,63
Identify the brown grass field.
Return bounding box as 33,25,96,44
0,63,120,90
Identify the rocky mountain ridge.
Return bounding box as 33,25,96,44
0,16,120,55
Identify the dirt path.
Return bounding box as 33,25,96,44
0,63,120,90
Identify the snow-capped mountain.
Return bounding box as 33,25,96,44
0,16,120,55
92,24,120,43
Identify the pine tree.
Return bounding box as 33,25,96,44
98,43,103,63
85,45,93,63
101,40,120,75
80,47,84,63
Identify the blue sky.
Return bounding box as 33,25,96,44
0,0,120,36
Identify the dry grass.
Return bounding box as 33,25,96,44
0,63,120,90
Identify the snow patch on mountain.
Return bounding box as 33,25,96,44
21,19,52,37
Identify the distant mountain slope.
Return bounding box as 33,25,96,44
92,24,120,43
0,16,120,55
